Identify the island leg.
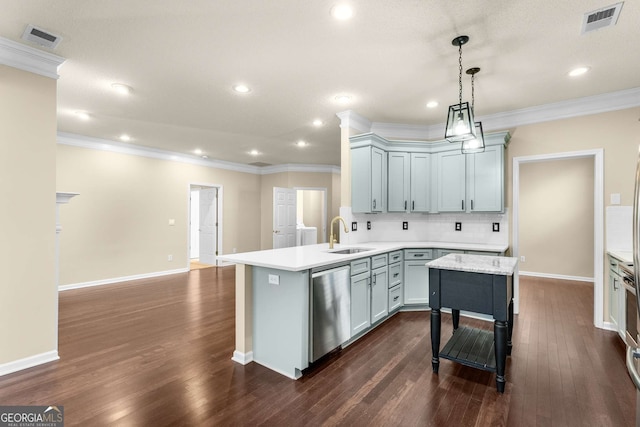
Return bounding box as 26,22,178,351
451,309,460,331
507,299,514,355
494,320,508,393
431,309,441,373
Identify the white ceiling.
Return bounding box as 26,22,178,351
1,1,639,167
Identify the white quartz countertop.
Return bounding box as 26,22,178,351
217,241,509,272
426,253,518,276
607,250,633,265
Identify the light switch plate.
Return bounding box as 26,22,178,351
268,274,279,285
367,221,371,230
402,222,408,230
455,222,462,231
352,222,357,231
611,193,621,205
493,222,500,232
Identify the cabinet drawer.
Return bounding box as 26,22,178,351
609,258,619,275
389,284,403,312
404,249,433,260
389,250,403,263
389,262,402,288
436,249,464,258
466,250,499,256
351,258,371,276
371,254,388,269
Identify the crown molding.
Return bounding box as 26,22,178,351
57,132,340,176
367,87,640,141
336,110,372,132
0,36,65,79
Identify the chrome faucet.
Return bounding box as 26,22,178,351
329,216,348,249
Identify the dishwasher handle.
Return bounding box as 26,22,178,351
626,346,640,391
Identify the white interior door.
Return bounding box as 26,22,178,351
273,187,296,249
199,187,217,264
190,189,200,259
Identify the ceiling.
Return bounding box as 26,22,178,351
1,1,639,167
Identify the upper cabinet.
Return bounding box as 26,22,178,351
436,145,504,213
351,145,387,213
350,132,509,215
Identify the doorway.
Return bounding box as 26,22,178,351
189,184,223,270
512,149,604,327
272,187,328,249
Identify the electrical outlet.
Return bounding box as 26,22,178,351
520,256,525,262
402,222,408,230
268,274,280,285
352,221,357,231
367,221,371,230
493,222,500,232
455,222,462,231
168,254,173,261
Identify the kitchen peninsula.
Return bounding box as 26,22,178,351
218,241,509,379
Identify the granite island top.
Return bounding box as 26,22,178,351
217,241,509,272
426,253,518,276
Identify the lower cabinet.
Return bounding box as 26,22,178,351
371,265,389,323
351,270,371,336
404,249,433,305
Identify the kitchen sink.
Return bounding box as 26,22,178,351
327,248,372,254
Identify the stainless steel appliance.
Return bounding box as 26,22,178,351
621,263,639,347
628,145,640,426
310,265,351,362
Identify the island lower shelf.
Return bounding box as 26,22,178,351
440,326,496,372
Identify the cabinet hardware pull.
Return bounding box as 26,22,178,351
373,274,376,285
462,200,464,211
393,296,399,301
394,273,399,277
404,200,407,210
412,201,415,210
414,254,424,257
471,199,474,210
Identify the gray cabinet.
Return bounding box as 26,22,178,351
351,146,386,213
351,270,371,336
388,152,431,213
371,266,389,323
387,152,410,212
388,250,403,312
436,145,504,213
608,256,624,338
403,249,433,305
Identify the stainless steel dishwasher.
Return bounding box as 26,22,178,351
310,265,351,362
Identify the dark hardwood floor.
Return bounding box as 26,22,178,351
0,269,635,426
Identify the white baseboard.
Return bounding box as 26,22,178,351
519,271,594,283
59,268,190,291
0,350,59,377
231,350,253,365
601,321,618,332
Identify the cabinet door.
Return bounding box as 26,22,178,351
351,271,371,336
388,152,410,212
371,266,389,323
467,145,504,212
437,151,466,212
371,147,386,212
404,261,430,305
609,271,619,330
410,153,430,212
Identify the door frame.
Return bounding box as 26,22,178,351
294,187,328,244
187,183,224,268
512,149,604,328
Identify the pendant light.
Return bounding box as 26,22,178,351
445,35,476,142
461,67,486,154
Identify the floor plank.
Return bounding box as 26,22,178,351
0,270,635,426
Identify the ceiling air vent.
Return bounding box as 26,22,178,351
581,2,624,34
21,24,62,49
249,162,271,167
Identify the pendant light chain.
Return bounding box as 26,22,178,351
458,43,463,106
471,72,475,111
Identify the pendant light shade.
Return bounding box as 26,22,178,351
445,35,477,142
461,122,485,154
461,66,485,154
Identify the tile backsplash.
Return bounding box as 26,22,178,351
606,205,632,251
339,206,509,246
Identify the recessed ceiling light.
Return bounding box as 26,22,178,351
111,83,132,95
194,149,203,155
201,155,209,159
568,66,590,77
335,95,352,104
119,134,131,142
233,84,251,93
331,4,354,20
426,101,439,108
74,111,90,120
249,149,260,155
296,140,307,147
313,119,324,127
